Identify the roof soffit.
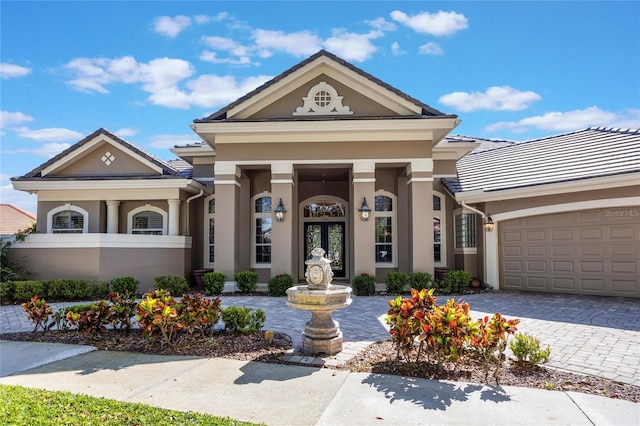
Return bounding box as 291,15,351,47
41,133,163,177
226,55,423,120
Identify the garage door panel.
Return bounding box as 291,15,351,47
500,206,640,298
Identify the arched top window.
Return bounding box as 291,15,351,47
374,191,397,267
303,200,346,218
47,204,88,234
127,205,167,235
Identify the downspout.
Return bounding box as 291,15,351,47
184,190,204,236
459,201,487,219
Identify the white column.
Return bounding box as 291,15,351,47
484,222,499,289
167,199,181,236
105,200,120,234
270,161,294,276
352,161,376,276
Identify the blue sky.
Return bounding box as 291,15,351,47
2,1,639,215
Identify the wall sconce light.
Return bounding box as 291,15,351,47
274,198,287,222
359,198,371,221
483,214,495,232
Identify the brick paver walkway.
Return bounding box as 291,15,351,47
2,291,638,386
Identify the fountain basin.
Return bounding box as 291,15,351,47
286,284,352,355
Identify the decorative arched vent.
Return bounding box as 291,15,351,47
293,82,353,116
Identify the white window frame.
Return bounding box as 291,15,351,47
127,205,167,235
204,195,215,269
374,190,397,268
454,208,477,254
433,192,447,267
47,204,89,234
251,191,272,268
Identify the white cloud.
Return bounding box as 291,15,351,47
14,127,84,142
253,29,323,57
0,178,37,214
195,12,229,24
391,42,403,56
64,56,196,108
0,63,32,79
391,10,468,36
485,107,640,133
148,134,204,149
368,17,396,32
153,15,192,38
419,42,443,55
323,30,380,62
186,74,272,108
0,111,34,128
199,51,254,66
439,86,542,112
115,128,139,137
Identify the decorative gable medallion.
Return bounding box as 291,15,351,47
101,151,115,166
293,82,353,116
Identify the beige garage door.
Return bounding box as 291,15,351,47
500,207,640,298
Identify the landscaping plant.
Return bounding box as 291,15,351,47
221,306,266,333
235,271,259,293
110,276,139,296
385,272,409,294
510,332,551,366
204,272,226,295
386,288,437,360
136,289,183,348
66,300,113,335
13,281,46,303
154,275,190,296
267,274,293,297
21,295,52,333
409,272,435,291
107,291,137,330
439,270,472,294
176,293,221,336
469,313,520,382
351,273,376,296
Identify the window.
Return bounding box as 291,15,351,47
47,204,88,234
252,193,272,267
455,212,477,251
374,191,396,266
433,194,442,263
204,196,215,267
127,205,167,235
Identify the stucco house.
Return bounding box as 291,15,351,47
10,51,640,297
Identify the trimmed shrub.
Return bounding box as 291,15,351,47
409,272,434,291
221,306,266,333
439,270,472,294
385,272,409,294
13,281,46,303
46,279,91,301
0,281,15,304
203,272,226,296
154,275,190,297
235,271,259,293
510,333,551,366
267,274,293,297
351,274,376,296
88,280,111,300
21,295,52,333
110,276,139,296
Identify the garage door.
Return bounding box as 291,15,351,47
500,207,640,298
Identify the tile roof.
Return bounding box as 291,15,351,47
0,204,36,235
14,128,182,180
195,50,457,122
448,127,640,194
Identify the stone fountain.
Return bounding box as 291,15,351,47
286,247,352,355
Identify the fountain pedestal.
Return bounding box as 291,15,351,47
286,248,352,355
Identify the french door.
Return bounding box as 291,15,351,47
303,222,345,278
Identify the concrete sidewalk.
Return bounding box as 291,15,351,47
1,340,638,426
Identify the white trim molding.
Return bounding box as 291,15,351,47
127,204,168,235
47,204,89,234
13,233,192,249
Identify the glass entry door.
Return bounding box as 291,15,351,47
304,222,345,278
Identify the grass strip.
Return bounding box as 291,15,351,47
0,384,262,425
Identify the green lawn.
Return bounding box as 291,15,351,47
0,384,261,426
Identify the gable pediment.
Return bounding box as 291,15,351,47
22,128,177,179
198,50,446,123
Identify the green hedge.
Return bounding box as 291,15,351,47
351,274,376,296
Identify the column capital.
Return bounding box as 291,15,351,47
105,200,121,207
167,199,181,206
